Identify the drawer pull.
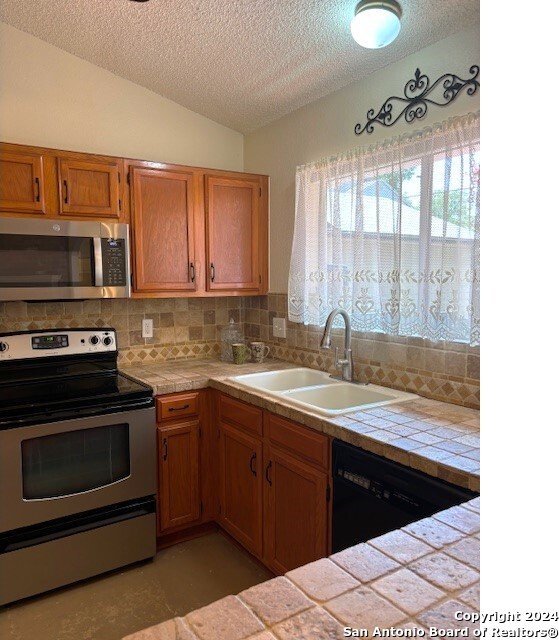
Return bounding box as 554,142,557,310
168,405,190,412
249,452,257,476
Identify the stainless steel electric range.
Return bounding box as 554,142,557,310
0,328,156,606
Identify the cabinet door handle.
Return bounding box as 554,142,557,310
63,179,69,204
168,405,189,412
210,263,215,282
249,452,257,476
34,177,41,202
265,460,272,486
163,438,168,461
189,263,196,282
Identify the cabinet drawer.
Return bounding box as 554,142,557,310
265,413,329,471
157,392,199,421
218,394,263,436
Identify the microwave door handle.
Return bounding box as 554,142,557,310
93,237,104,287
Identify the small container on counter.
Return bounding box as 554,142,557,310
220,318,245,362
231,343,250,365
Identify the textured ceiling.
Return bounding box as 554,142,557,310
0,0,479,133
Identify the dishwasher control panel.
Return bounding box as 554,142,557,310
339,468,371,490
337,466,420,506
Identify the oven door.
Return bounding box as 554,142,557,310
0,406,155,533
0,218,130,300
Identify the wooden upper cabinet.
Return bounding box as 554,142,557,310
58,158,122,218
218,422,263,557
263,444,328,573
205,174,263,292
158,420,200,533
0,150,46,214
130,166,198,293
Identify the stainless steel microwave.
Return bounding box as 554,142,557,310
0,218,131,300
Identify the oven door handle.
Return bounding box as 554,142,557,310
93,237,104,287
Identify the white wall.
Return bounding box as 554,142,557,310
244,26,480,292
0,22,243,170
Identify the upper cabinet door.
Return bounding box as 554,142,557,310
0,151,46,214
131,167,198,293
205,175,262,292
58,158,121,218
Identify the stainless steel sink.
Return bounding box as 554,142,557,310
229,367,416,416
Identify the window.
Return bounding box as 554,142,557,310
288,113,480,345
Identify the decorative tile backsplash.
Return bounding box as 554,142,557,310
0,298,244,364
0,293,479,407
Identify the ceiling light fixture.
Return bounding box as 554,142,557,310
350,0,402,49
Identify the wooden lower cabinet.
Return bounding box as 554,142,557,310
157,419,200,532
218,422,263,557
155,390,330,573
263,444,328,573
216,393,330,571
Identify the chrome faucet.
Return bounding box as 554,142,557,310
320,308,354,382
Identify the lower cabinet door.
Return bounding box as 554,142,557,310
264,445,328,573
158,420,200,533
218,422,263,557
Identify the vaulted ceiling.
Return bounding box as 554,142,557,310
0,0,479,133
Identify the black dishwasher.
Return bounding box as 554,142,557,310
332,439,478,552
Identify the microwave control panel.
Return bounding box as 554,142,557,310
101,239,127,287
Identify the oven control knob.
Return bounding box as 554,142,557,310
103,336,113,347
0,341,8,353
89,335,100,346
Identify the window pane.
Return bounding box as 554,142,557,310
327,164,422,235
431,150,479,239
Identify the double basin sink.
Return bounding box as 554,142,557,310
229,368,416,416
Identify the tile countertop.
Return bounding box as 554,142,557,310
123,498,480,640
121,358,480,492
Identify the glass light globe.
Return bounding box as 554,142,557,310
351,2,402,49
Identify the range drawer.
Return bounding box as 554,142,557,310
218,393,263,436
157,392,199,421
265,413,329,471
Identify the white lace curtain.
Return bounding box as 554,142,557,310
288,112,480,346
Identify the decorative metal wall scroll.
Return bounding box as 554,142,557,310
354,65,480,135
